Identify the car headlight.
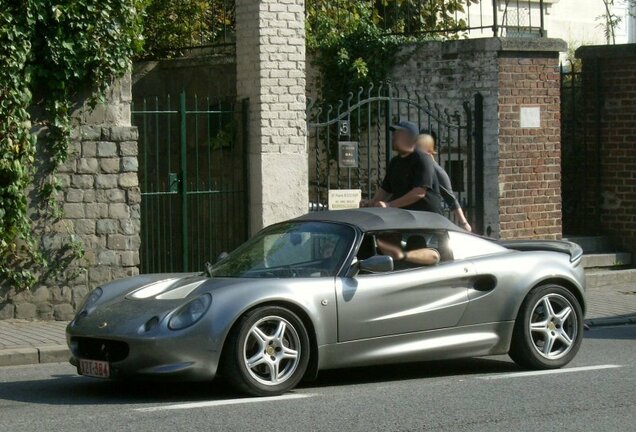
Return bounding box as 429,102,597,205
168,294,212,330
80,287,103,312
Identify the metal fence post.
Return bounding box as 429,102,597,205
473,93,485,235
539,0,545,37
179,91,189,271
384,96,392,173
492,0,499,37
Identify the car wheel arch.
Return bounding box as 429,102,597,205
218,300,320,381
512,277,586,324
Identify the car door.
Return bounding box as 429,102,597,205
336,260,476,342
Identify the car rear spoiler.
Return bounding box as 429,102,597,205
496,239,583,263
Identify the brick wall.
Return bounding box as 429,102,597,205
577,44,636,254
497,54,562,239
236,0,308,234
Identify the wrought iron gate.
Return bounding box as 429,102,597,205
132,93,248,273
306,83,484,233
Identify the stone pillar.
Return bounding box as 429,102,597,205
0,74,140,321
235,0,308,235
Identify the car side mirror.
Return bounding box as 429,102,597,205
357,255,394,274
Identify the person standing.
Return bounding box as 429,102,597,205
361,121,442,213
417,133,472,232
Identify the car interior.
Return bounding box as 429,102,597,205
356,230,453,273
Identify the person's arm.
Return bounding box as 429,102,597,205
376,238,403,261
363,188,391,207
379,187,427,208
404,248,440,266
452,208,472,232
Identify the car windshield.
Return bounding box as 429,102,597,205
207,221,355,278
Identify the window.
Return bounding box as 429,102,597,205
448,231,507,260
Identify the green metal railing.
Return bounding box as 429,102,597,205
132,92,248,273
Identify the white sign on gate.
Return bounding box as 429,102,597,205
328,189,362,210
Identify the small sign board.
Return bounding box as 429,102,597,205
338,141,358,168
520,106,541,128
328,189,362,210
339,120,350,136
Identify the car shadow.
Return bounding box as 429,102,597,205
303,356,521,389
0,357,520,407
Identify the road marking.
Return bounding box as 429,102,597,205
476,364,623,380
134,393,314,413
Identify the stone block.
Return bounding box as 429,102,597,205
32,286,50,303
80,125,102,141
119,141,138,156
95,174,119,189
73,219,96,234
53,304,75,321
82,141,98,157
119,173,138,188
36,303,54,320
89,266,111,283
100,157,120,174
85,203,109,218
66,189,84,203
63,203,85,219
77,158,99,174
127,188,141,204
120,251,140,267
0,303,15,319
106,188,126,203
109,203,130,218
107,234,129,250
97,141,118,157
109,126,139,142
15,302,37,320
96,219,119,234
51,286,72,303
121,157,138,172
98,250,119,265
71,174,94,189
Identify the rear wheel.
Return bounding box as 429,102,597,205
221,306,310,396
509,284,583,369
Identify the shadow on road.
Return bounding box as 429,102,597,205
584,323,636,340
0,357,520,406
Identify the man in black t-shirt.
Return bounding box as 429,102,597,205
361,121,442,213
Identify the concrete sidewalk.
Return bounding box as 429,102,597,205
1,284,635,367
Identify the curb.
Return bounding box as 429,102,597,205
585,314,636,328
0,345,69,367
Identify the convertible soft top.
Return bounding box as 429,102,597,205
294,208,463,232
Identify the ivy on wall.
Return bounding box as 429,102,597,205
0,1,143,291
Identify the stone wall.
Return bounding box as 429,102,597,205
0,75,140,320
577,44,636,254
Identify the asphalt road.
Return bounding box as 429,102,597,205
0,325,634,432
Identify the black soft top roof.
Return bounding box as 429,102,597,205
294,208,463,233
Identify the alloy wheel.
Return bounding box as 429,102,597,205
528,293,578,360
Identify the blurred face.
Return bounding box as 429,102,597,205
417,134,435,155
392,130,415,154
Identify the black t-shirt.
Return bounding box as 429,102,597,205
380,150,442,213
434,162,460,210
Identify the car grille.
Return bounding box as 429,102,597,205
72,337,129,362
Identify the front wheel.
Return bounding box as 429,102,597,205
509,284,584,369
220,306,310,396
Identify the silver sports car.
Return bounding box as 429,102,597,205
67,208,586,396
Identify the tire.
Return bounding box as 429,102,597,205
220,306,310,396
509,284,584,370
